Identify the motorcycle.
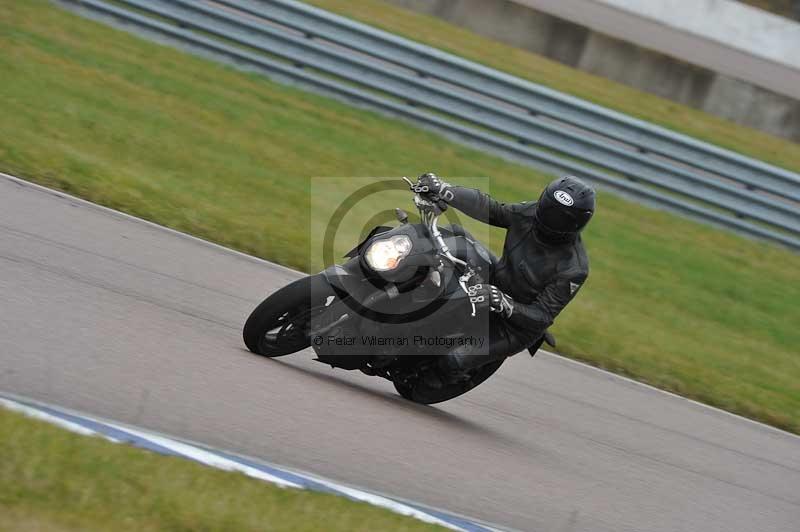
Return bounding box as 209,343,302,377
243,176,550,404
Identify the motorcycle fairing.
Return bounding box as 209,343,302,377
343,225,394,258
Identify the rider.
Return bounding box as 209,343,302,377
416,173,595,387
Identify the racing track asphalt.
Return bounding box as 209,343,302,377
1,173,799,531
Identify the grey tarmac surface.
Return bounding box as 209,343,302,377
1,174,799,532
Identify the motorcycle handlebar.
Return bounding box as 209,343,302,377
402,176,478,317
430,216,467,268
403,176,465,266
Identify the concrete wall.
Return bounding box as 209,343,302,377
594,0,800,68
384,0,800,141
514,0,800,101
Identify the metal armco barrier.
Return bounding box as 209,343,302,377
57,0,800,250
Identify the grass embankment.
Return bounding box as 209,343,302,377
1,1,798,432
308,0,800,172
0,407,442,532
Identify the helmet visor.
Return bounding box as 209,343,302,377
537,204,592,234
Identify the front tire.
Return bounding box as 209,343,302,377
243,274,333,357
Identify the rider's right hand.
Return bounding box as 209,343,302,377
467,283,514,318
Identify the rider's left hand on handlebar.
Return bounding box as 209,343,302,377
413,173,454,203
466,284,514,318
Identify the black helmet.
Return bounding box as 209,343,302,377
532,176,595,244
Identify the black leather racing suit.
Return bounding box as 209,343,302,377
443,186,590,371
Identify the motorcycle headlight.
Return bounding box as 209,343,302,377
364,235,413,272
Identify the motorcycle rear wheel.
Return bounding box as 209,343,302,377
393,359,504,404
243,274,333,357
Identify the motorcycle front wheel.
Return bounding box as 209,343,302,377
243,274,333,357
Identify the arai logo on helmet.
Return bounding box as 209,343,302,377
553,190,574,206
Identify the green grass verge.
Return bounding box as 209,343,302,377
307,0,800,173
0,407,442,532
1,1,798,433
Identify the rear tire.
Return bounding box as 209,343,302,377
243,274,333,357
393,359,504,404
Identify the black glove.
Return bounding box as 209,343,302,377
466,283,514,317
414,173,454,202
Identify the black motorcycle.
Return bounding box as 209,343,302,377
243,177,550,404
